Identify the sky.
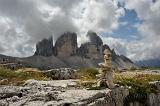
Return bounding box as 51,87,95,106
0,0,159,61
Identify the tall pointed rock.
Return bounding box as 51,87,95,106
78,31,103,59
54,32,77,57
34,37,54,56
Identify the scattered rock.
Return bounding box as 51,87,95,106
149,81,160,90
44,68,77,80
148,93,160,106
0,86,23,99
1,79,160,106
0,80,129,106
11,96,19,102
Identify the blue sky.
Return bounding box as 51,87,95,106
114,9,141,40
101,8,143,41
99,0,160,61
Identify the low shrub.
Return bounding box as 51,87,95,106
76,68,99,81
0,67,48,85
114,73,160,93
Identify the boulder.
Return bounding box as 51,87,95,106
149,81,160,91
34,37,54,56
54,32,77,57
43,68,77,80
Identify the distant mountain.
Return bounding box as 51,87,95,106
0,31,138,70
136,59,160,67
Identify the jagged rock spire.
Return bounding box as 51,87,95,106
54,32,77,57
78,31,103,59
34,36,54,56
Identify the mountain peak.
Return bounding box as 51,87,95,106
34,36,54,56
54,32,77,57
87,31,103,46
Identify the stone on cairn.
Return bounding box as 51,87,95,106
97,49,115,89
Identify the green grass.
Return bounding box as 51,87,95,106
76,68,99,89
76,68,160,93
77,68,99,81
114,73,160,93
1,66,159,94
0,67,48,85
140,66,160,70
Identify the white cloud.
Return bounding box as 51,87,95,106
101,36,151,61
74,0,124,33
102,36,127,55
101,0,160,61
122,0,160,60
119,21,128,26
3,0,160,62
0,0,159,62
0,0,124,57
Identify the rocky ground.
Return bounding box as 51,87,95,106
0,79,129,106
0,67,160,106
118,69,160,77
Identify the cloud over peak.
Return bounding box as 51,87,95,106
0,0,124,57
0,0,160,62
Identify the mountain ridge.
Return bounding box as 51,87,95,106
0,31,138,70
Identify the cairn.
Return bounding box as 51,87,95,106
97,49,115,88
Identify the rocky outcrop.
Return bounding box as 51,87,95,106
54,32,77,57
34,37,54,56
149,81,160,91
0,79,129,106
0,79,159,106
124,93,160,106
123,81,160,106
78,31,103,59
43,68,77,80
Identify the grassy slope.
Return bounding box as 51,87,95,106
77,68,160,93
0,67,48,85
0,67,160,93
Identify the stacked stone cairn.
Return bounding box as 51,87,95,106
97,49,115,88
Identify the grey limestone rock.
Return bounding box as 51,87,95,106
78,31,103,59
34,37,54,56
54,32,77,57
43,68,77,80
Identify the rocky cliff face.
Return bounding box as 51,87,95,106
34,37,54,56
54,32,77,57
78,31,103,59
